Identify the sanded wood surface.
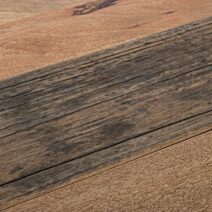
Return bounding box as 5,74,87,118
0,0,211,80
6,131,212,212
0,18,212,210
0,0,88,24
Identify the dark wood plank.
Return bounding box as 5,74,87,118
0,17,212,209
0,19,211,139
0,31,211,137
1,112,211,210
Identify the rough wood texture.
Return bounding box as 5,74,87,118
0,18,211,210
0,0,211,80
6,132,212,212
1,113,211,210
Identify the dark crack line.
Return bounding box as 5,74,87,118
1,109,211,187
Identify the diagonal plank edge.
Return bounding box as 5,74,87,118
0,16,211,88
0,17,212,209
0,47,211,183
0,24,211,137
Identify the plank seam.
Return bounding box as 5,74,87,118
2,129,211,211
1,109,211,187
1,33,211,102
0,17,211,89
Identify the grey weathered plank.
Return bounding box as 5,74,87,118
1,112,211,210
0,25,211,139
0,17,212,209
1,52,211,185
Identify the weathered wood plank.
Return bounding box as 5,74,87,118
0,24,211,137
1,112,211,210
0,18,212,209
1,16,211,90
6,131,212,212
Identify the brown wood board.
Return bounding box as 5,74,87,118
0,17,212,209
6,131,212,212
0,0,212,80
0,0,88,24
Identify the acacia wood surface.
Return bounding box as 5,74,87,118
5,131,212,212
0,18,212,210
0,0,87,24
0,0,211,80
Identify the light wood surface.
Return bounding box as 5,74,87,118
0,0,87,24
0,0,211,80
5,131,212,212
0,18,211,210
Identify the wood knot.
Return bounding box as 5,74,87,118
72,0,117,15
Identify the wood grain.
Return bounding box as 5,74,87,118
0,18,211,209
0,0,88,24
0,0,211,80
5,131,212,212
